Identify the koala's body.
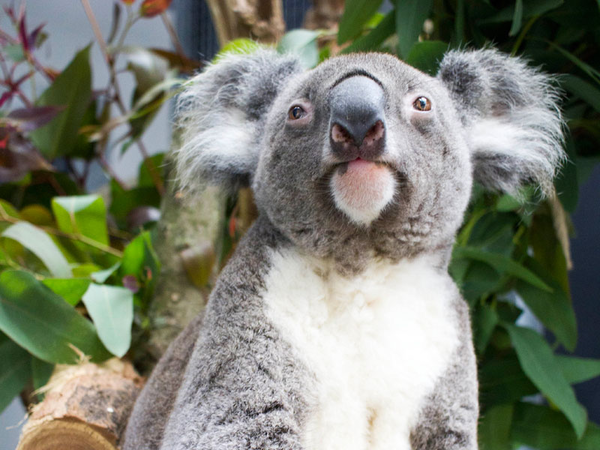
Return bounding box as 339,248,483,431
124,48,564,450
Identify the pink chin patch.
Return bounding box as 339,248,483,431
331,159,396,225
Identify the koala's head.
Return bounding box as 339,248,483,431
177,48,564,273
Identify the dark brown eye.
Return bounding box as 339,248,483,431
288,105,306,120
413,96,432,111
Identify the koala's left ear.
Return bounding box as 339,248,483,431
437,49,565,195
176,49,303,192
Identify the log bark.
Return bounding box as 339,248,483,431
17,359,144,450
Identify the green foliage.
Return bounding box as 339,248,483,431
333,0,600,448
0,1,176,414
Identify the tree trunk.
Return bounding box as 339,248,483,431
17,360,143,450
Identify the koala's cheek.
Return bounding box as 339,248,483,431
331,160,396,226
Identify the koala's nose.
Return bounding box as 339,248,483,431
329,76,386,160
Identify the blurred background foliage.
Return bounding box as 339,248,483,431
0,1,600,449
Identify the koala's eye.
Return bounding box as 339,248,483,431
413,96,432,112
288,105,306,120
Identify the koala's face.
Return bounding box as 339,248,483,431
253,54,472,268
177,49,563,273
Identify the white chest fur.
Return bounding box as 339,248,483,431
262,248,460,450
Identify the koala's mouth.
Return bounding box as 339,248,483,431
330,158,396,226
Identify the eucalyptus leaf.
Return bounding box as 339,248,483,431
82,284,133,358
42,278,91,306
0,337,30,413
512,402,600,449
396,0,434,58
505,324,587,438
405,41,448,76
479,404,513,450
52,195,109,246
338,0,383,44
32,355,54,401
509,0,524,36
0,270,110,364
453,246,552,292
342,11,395,54
30,46,92,158
516,261,577,351
278,29,321,69
2,221,71,278
556,355,600,385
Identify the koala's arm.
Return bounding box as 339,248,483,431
410,296,479,450
159,223,308,450
123,312,204,450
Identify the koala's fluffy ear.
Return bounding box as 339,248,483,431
438,49,565,195
176,49,303,192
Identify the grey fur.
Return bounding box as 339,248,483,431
123,48,564,449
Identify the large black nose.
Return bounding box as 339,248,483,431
329,76,386,159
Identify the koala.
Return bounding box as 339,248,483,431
123,48,564,450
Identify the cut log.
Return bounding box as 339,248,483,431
17,359,144,450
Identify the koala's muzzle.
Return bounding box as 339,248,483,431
329,76,386,161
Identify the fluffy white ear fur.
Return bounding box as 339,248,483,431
439,49,566,196
175,50,301,193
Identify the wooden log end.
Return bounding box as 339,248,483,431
17,359,144,450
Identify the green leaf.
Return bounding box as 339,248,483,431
0,270,110,364
512,402,600,449
338,0,384,44
31,356,54,401
509,0,524,36
479,354,537,407
2,222,72,278
515,260,577,351
556,355,600,385
278,29,321,69
342,11,395,54
452,246,552,292
479,404,513,450
91,263,120,283
42,278,91,306
30,46,92,158
473,303,499,354
505,324,587,438
547,41,600,85
0,337,31,413
82,284,133,358
405,41,448,76
217,39,261,60
396,0,434,58
562,74,600,113
480,0,564,24
52,195,109,246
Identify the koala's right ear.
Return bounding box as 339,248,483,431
175,49,303,192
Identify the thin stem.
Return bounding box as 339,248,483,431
161,12,186,59
511,16,538,56
80,0,110,64
98,152,129,191
81,0,164,196
137,140,165,195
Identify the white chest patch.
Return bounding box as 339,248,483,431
262,248,460,450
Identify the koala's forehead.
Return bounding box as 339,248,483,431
280,53,436,102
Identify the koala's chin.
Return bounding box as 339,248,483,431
330,159,396,226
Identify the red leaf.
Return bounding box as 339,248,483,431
8,106,64,132
121,0,136,4
140,0,172,17
18,15,29,52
